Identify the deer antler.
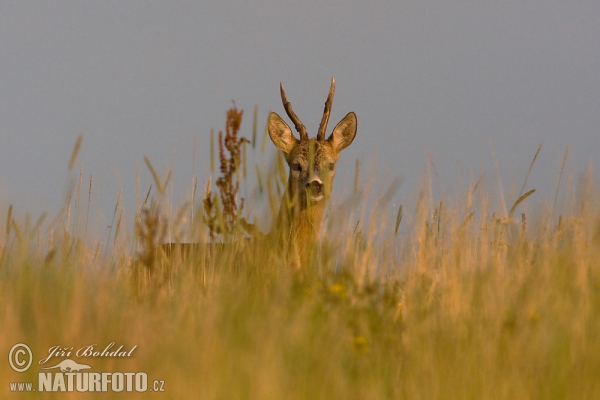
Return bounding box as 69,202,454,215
316,77,335,141
280,82,308,141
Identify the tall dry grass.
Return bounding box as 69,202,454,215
1,109,599,399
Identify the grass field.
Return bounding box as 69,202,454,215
2,114,599,399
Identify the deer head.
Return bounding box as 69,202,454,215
268,78,357,216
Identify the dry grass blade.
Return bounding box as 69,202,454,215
463,174,484,215
394,204,403,236
252,105,258,148
174,202,190,228
489,139,508,216
144,157,164,195
164,170,172,191
85,174,93,236
508,188,535,220
261,116,269,152
354,159,360,195
472,174,484,193
74,165,83,236
5,204,12,238
10,219,22,246
191,177,198,226
243,139,247,179
276,152,287,185
380,177,402,209
267,177,278,220
437,201,443,235
114,209,123,248
142,185,152,212
191,134,198,226
461,212,474,229
518,143,542,198
106,189,122,255
112,189,123,227
210,129,215,173
32,212,47,236
552,145,569,219
68,135,83,171
66,195,72,232
256,164,264,194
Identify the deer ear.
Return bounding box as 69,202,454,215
328,112,357,154
268,112,297,154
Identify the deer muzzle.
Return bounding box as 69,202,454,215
306,178,324,202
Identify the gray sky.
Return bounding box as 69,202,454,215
1,2,599,238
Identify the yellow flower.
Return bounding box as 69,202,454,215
328,283,347,298
353,335,368,352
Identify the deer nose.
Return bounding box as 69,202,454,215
306,179,324,195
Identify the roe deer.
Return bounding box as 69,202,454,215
163,78,357,267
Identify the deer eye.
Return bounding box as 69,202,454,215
292,163,302,172
328,163,335,171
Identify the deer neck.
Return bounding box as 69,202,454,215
271,188,327,252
